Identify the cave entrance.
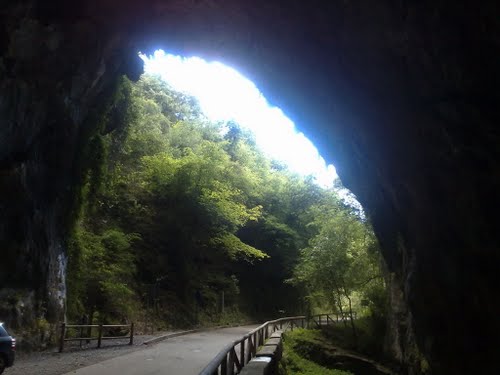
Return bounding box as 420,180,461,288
65,46,379,329
2,3,496,372
103,47,383,324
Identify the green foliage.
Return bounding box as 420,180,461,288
290,197,386,321
67,226,139,322
196,305,250,327
66,76,140,322
281,329,352,375
321,317,388,360
66,73,386,333
210,233,268,261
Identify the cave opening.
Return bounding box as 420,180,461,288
59,45,378,328
60,46,380,341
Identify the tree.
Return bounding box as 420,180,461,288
66,73,384,330
291,196,384,338
67,227,139,323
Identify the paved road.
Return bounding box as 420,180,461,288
63,325,258,375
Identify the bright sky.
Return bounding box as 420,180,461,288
140,50,338,187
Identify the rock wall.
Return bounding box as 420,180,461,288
384,273,427,375
1,1,498,373
0,0,141,341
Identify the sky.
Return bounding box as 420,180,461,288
140,49,338,187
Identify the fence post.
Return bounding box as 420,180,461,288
97,324,103,348
59,323,66,353
240,339,246,366
228,349,235,375
248,335,252,359
79,317,84,348
86,315,92,344
221,353,228,375
129,322,134,345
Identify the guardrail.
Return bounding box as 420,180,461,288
310,312,356,327
58,322,134,352
199,313,347,375
199,315,315,375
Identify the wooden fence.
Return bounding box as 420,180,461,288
310,312,356,327
58,322,134,352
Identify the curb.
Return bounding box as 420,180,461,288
143,329,198,345
143,321,257,346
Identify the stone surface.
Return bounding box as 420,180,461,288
239,358,271,375
269,331,283,340
263,338,281,346
256,345,279,359
1,1,499,373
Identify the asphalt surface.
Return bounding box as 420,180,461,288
63,325,258,375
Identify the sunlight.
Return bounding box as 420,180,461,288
140,50,338,187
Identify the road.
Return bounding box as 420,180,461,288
63,325,258,375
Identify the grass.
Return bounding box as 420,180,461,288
280,328,352,375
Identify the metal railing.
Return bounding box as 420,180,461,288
199,313,348,375
58,322,134,352
199,315,311,375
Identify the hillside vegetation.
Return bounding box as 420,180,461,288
66,75,386,332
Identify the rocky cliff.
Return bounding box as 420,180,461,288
1,1,498,373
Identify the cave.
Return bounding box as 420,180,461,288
1,1,498,373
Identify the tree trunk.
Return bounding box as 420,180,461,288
344,288,357,341
335,291,348,328
87,309,95,344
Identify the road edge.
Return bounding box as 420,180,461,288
143,322,257,346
